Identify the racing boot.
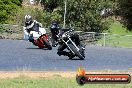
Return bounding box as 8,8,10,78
52,42,58,47
29,34,37,46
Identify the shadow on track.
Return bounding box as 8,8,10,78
66,58,85,60
54,56,85,61
26,47,49,50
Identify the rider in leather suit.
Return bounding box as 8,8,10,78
50,20,81,59
24,15,42,45
57,28,81,59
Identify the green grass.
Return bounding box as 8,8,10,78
105,21,132,35
97,34,132,48
97,21,132,48
0,76,131,88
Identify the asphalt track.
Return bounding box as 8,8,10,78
0,39,132,71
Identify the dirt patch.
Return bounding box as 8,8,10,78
0,33,23,39
0,71,76,78
0,70,131,78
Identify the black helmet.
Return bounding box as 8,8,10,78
50,20,60,35
25,15,32,25
50,20,59,29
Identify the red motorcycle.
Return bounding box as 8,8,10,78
24,27,52,50
33,33,52,50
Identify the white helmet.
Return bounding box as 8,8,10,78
25,15,32,25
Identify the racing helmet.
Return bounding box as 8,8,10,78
25,15,33,25
50,19,60,35
50,19,59,29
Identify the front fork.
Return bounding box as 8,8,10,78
62,37,80,54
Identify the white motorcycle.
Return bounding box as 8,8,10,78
23,27,52,50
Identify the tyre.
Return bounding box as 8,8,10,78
80,50,85,58
43,38,52,50
68,44,84,60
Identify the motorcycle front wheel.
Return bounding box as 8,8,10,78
68,44,84,60
43,38,52,50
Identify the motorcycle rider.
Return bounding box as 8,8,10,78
50,19,60,47
50,20,83,59
23,15,43,45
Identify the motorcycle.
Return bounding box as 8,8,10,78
24,27,52,50
58,29,85,60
